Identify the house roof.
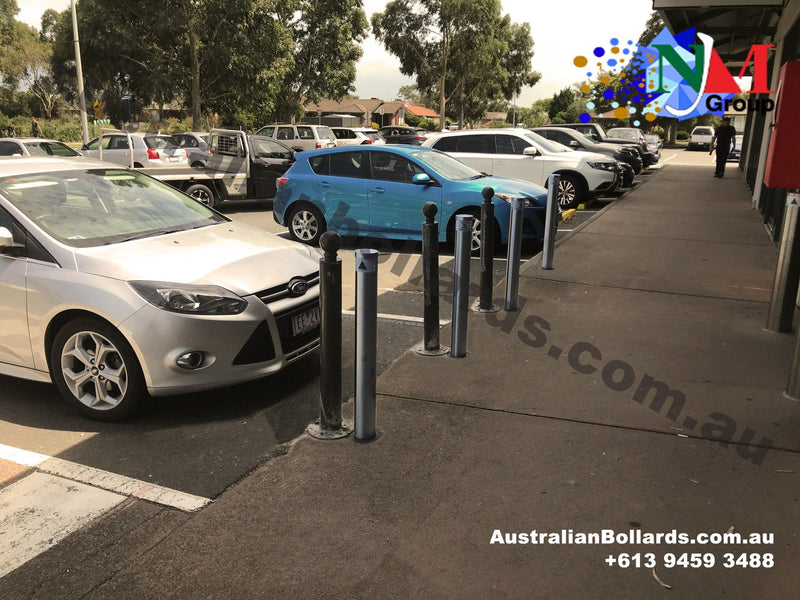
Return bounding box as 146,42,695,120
404,103,439,119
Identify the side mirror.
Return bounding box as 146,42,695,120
0,226,24,257
568,140,580,149
523,146,539,157
412,173,432,185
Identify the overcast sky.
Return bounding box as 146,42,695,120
19,0,654,106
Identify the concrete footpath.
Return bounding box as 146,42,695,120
2,163,799,599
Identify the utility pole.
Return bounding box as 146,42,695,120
71,0,89,145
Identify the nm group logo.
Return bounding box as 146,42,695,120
575,27,774,123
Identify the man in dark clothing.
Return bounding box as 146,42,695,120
31,116,40,138
710,117,736,177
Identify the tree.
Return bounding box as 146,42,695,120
372,0,538,126
0,0,17,47
548,87,575,120
638,11,665,47
50,0,294,127
273,0,368,123
0,21,58,117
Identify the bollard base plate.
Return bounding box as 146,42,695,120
415,345,450,356
471,299,501,313
306,419,353,440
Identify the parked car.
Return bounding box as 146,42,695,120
688,126,714,151
644,134,662,162
378,126,428,145
331,127,385,146
80,132,189,168
727,134,744,162
555,122,654,167
273,145,549,251
0,137,81,158
422,128,620,209
531,126,640,184
254,124,337,152
606,127,657,165
0,157,322,420
171,131,211,167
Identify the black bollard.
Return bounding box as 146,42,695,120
416,202,448,356
307,231,352,440
474,187,500,313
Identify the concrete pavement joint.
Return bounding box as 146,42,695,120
376,392,798,457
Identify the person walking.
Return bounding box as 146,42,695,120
6,122,15,137
30,116,41,138
709,116,736,178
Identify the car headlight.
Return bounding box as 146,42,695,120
129,281,247,315
494,192,539,207
587,161,617,171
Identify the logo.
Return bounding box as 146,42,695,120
574,28,774,123
287,277,309,297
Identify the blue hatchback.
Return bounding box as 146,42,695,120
273,145,550,250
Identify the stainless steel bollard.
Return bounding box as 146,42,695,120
766,192,800,332
504,197,525,311
355,249,379,441
542,173,561,270
451,215,474,358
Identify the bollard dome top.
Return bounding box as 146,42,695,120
320,231,342,257
422,202,438,220
481,187,495,202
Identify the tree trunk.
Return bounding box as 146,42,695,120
190,28,201,126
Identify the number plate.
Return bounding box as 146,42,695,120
291,305,320,336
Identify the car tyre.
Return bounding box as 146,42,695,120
185,183,220,209
555,173,585,210
50,318,146,421
448,208,501,255
288,204,326,246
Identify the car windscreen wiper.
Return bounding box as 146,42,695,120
469,172,490,179
114,228,187,243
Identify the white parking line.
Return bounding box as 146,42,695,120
0,443,211,512
342,310,451,326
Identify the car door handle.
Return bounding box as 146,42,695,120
320,181,331,188
370,187,385,193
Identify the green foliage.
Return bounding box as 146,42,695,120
39,118,83,142
676,131,689,140
372,0,539,125
638,11,665,47
404,113,422,127
0,0,18,46
548,87,575,120
161,117,195,134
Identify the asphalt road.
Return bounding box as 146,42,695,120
0,152,681,500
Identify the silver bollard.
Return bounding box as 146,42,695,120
504,197,525,311
451,214,474,358
766,192,800,332
355,249,379,441
542,173,561,270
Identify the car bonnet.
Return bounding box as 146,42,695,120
72,220,319,296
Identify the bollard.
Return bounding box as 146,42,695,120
307,232,352,440
474,187,501,313
355,248,379,442
504,197,525,311
416,202,449,356
451,214,474,357
542,173,561,270
766,192,800,332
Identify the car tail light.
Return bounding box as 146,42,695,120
147,148,160,160
362,139,373,144
316,142,323,149
415,136,426,141
276,177,288,188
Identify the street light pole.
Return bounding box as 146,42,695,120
71,0,89,145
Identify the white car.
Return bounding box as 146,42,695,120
330,127,386,146
0,157,321,420
688,126,714,151
0,137,82,158
80,132,189,168
422,128,620,208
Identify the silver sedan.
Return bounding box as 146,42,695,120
0,158,321,420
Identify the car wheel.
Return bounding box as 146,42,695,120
185,183,220,209
288,204,326,245
50,318,146,421
555,174,584,209
448,208,501,255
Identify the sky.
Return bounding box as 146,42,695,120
18,0,655,107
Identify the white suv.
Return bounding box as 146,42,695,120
688,126,714,151
254,124,337,152
422,129,620,208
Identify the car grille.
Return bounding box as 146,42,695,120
255,272,320,304
233,322,276,365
